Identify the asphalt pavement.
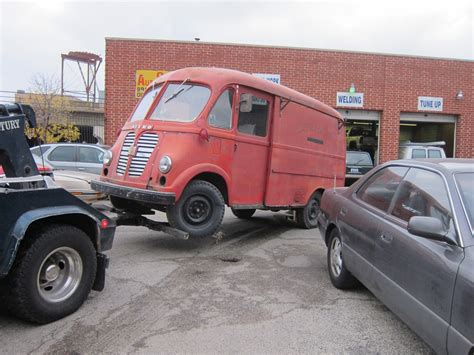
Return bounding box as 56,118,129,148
0,208,433,354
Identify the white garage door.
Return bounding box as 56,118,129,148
400,112,457,123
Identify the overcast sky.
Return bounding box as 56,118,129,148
0,0,472,95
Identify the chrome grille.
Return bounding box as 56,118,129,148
116,132,135,176
128,132,159,177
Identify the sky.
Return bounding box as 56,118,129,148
0,0,472,96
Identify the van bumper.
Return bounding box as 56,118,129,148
91,180,176,205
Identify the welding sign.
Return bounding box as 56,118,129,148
135,70,168,98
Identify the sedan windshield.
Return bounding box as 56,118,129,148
455,172,474,231
346,152,372,166
150,83,211,122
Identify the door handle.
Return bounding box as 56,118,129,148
340,207,347,216
78,167,85,171
234,143,238,152
379,234,393,243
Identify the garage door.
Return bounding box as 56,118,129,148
400,112,457,158
400,113,456,123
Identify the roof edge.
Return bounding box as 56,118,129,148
105,37,473,63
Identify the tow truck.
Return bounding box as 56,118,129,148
0,103,116,324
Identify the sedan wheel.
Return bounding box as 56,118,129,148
327,229,358,289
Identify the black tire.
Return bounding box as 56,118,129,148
231,208,256,219
327,229,358,289
166,180,225,238
3,224,97,324
295,192,322,229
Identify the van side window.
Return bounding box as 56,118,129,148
412,149,426,158
208,89,234,130
237,94,269,137
428,149,442,158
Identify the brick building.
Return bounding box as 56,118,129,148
104,38,473,163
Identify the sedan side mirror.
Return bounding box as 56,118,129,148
407,216,456,245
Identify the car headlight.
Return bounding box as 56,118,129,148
159,155,172,173
103,150,113,166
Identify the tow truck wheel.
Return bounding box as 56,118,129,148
4,224,96,324
295,192,322,229
167,180,225,238
231,208,256,219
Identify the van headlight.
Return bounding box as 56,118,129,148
103,150,113,166
159,155,172,173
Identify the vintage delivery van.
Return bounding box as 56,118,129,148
92,68,345,237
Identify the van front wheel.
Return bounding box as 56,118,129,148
166,180,225,238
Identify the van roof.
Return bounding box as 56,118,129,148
151,67,342,120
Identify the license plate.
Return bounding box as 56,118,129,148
350,168,360,173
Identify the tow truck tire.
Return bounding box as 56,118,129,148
167,180,225,238
231,208,256,219
3,224,96,324
295,192,322,229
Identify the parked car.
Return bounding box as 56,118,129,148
345,151,373,186
399,141,446,159
318,159,473,354
30,143,109,174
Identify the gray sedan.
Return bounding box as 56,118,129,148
30,143,108,174
318,159,473,354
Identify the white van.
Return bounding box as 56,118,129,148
399,141,447,159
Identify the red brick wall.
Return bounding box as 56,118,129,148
105,38,473,161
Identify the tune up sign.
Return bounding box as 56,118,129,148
418,96,443,112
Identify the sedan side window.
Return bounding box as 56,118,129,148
78,147,104,164
390,168,453,231
356,167,408,212
208,89,234,130
49,146,76,162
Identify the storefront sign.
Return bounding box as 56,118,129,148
336,92,364,108
252,73,281,84
418,96,443,112
135,70,168,98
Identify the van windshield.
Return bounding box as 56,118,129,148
130,84,163,122
150,83,211,122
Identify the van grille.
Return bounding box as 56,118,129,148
116,132,135,176
128,132,159,177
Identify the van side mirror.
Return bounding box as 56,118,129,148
407,216,456,245
240,94,253,113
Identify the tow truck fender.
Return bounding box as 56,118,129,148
0,206,103,277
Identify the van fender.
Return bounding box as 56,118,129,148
0,206,99,277
170,163,231,201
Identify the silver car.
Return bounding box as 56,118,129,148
318,159,473,354
31,143,108,174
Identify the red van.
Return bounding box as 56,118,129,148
92,68,345,237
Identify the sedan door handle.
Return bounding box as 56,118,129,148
379,234,393,243
340,207,348,216
77,167,85,171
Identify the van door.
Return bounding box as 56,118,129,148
231,88,272,206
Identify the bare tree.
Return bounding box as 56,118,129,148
19,74,79,143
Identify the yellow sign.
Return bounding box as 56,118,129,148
135,70,168,98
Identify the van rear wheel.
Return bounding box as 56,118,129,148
166,180,225,238
295,192,322,229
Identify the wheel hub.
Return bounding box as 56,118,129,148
44,264,60,282
184,196,212,224
37,247,83,303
